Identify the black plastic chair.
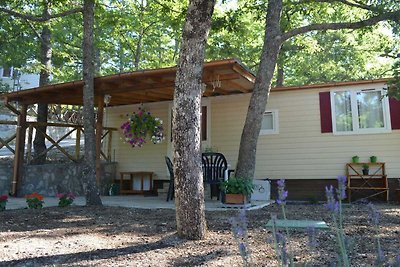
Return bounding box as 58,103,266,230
202,152,228,200
165,156,174,202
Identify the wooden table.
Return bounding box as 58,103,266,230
117,171,154,195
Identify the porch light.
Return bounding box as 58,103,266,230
104,94,111,106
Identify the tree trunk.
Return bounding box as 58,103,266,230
32,23,51,165
235,0,283,179
82,0,102,206
134,30,143,70
276,64,284,87
173,0,215,240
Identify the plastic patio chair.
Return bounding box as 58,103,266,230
202,152,228,200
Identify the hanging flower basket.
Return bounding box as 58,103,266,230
120,107,164,147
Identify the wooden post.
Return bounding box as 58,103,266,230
107,130,112,162
95,97,104,186
76,127,81,160
26,124,33,164
11,104,27,196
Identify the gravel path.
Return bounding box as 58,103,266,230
0,203,399,266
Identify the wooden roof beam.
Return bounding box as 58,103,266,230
222,79,251,93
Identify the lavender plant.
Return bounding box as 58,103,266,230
275,179,294,266
394,256,400,266
230,209,253,266
270,214,289,267
367,203,386,266
324,176,350,267
306,226,319,250
227,176,399,267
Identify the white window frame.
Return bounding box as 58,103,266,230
330,87,391,135
260,109,279,135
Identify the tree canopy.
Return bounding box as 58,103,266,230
1,0,398,87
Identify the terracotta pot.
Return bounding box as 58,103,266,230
225,194,247,204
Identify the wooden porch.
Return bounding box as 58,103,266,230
0,59,255,196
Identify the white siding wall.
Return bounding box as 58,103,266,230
107,81,400,181
211,82,400,180
0,67,39,90
105,102,170,180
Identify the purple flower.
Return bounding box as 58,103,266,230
239,243,246,253
375,247,386,266
367,203,380,226
394,255,400,266
276,179,288,205
281,242,289,265
337,175,347,200
325,185,338,213
307,226,318,248
230,210,248,239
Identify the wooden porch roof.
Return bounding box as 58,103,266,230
0,59,255,107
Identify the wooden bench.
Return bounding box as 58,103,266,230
265,219,329,230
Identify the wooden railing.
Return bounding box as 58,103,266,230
0,120,17,155
0,120,117,163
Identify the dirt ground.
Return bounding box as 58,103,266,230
0,203,399,266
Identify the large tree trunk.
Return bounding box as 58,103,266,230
235,0,283,179
32,19,51,165
82,0,102,206
173,0,215,240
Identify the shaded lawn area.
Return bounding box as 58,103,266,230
0,204,399,266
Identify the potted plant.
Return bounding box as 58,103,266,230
0,195,8,211
220,177,254,204
362,164,369,175
370,156,377,163
352,155,360,163
25,192,44,209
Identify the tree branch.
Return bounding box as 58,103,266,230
319,0,376,11
0,7,82,22
292,0,380,12
281,10,400,41
25,19,44,43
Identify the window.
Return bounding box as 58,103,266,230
169,103,210,143
260,110,279,135
1,67,12,78
331,88,390,134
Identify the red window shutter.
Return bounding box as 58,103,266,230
319,92,333,133
389,97,400,130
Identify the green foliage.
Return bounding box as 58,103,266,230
120,107,164,147
25,192,44,209
206,0,398,86
220,177,254,196
0,0,399,87
0,80,11,93
0,195,8,211
57,192,75,207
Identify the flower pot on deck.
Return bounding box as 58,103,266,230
225,194,247,204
